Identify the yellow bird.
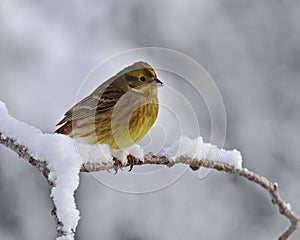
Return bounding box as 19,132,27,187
55,61,163,150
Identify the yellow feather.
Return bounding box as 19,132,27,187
56,61,162,149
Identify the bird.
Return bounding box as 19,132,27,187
55,61,163,153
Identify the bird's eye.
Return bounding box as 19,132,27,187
139,76,146,82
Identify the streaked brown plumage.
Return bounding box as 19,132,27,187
55,61,163,149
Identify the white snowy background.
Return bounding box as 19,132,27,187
0,1,300,240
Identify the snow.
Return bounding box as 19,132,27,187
0,102,81,238
111,144,144,164
75,139,113,163
0,101,243,239
0,101,146,239
163,136,243,168
75,139,144,164
285,203,292,211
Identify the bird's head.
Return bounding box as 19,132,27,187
123,61,164,90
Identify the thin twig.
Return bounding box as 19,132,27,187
0,133,298,240
0,133,49,178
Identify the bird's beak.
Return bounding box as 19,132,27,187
151,78,164,87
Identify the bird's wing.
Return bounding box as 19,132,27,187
56,82,125,125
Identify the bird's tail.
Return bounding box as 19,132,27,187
55,121,72,135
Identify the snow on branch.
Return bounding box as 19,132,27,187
0,101,298,240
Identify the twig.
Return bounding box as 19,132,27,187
0,133,49,178
0,133,298,240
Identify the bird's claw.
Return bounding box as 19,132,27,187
127,154,143,172
112,157,123,174
112,155,143,173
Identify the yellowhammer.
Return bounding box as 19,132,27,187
55,61,163,151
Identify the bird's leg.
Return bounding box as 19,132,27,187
127,154,143,172
112,157,123,174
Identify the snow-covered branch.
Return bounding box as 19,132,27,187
0,101,298,240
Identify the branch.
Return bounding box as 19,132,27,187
0,133,298,240
0,133,49,178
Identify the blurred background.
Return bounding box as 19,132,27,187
1,0,300,239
